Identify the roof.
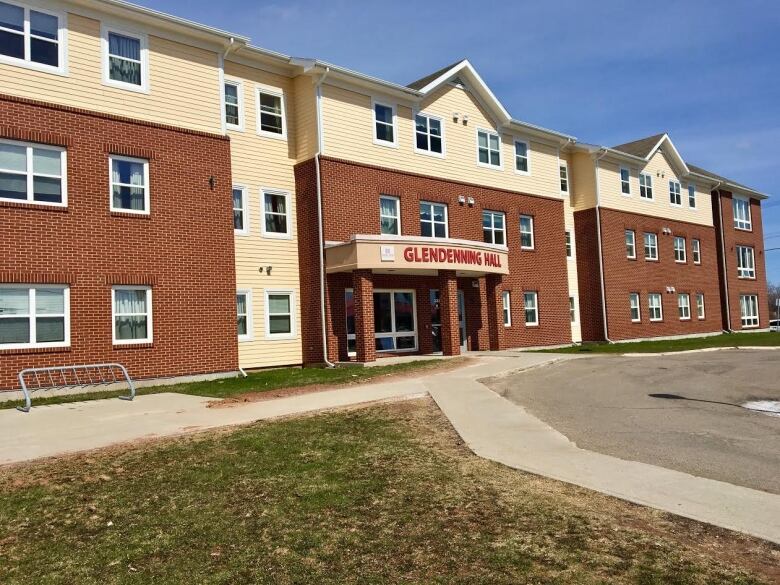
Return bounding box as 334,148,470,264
611,133,667,158
407,59,467,90
686,163,769,199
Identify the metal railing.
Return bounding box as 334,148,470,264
17,363,136,413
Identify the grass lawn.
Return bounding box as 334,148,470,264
0,359,453,411
542,331,780,354
0,399,776,584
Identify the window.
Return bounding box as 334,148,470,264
265,290,295,338
625,230,636,259
373,101,395,146
236,291,251,341
523,291,538,326
688,184,696,208
696,293,705,320
477,129,501,168
674,236,686,263
502,291,511,326
514,139,529,173
483,211,505,245
678,293,691,320
559,162,569,193
109,156,149,214
740,294,759,328
232,187,247,235
629,293,641,323
644,232,658,260
569,296,577,323
736,246,755,279
345,289,356,354
257,89,286,138
639,172,653,200
374,290,417,351
420,201,447,238
0,285,69,349
112,286,152,344
415,113,443,155
262,189,291,237
380,195,400,236
648,293,663,322
620,167,631,195
0,139,66,206
0,1,63,72
733,196,751,230
669,180,682,206
520,215,534,249
223,81,242,130
565,230,573,258
692,239,701,264
103,27,147,91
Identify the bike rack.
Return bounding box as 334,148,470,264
16,363,136,413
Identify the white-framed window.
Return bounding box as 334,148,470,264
673,236,686,263
109,155,149,214
565,230,573,258
648,293,663,322
414,112,443,156
261,188,291,238
569,296,577,323
514,139,529,174
102,26,148,92
0,139,66,206
380,195,400,236
696,293,705,320
625,230,636,259
420,201,447,238
678,293,691,320
0,285,69,349
639,172,653,200
265,290,295,339
345,288,356,355
374,289,417,352
733,196,752,230
257,88,286,138
477,129,501,169
629,293,641,323
112,286,152,345
669,180,682,206
232,186,248,235
372,100,396,147
559,162,569,193
236,290,252,341
740,294,759,328
502,290,511,327
688,184,696,208
736,246,755,279
223,80,243,130
620,167,631,195
523,291,538,326
644,232,658,261
0,0,65,74
520,215,534,250
692,238,701,264
483,210,506,245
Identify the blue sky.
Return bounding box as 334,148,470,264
140,0,780,282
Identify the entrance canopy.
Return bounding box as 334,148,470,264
325,235,509,276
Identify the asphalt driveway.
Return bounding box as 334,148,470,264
490,349,780,494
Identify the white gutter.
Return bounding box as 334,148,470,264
713,182,733,332
593,148,611,343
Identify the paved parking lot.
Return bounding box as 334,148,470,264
490,349,780,494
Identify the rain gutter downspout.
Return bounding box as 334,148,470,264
713,181,733,332
593,148,611,342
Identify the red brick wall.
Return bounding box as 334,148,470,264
713,191,770,330
573,208,605,342
0,95,238,389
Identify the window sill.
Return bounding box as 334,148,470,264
414,148,445,159
734,227,753,233
645,258,659,262
627,256,637,261
113,342,153,349
0,199,68,211
737,276,756,280
0,55,67,77
261,231,293,240
102,79,149,95
477,162,503,172
0,345,71,355
258,130,288,141
110,211,151,219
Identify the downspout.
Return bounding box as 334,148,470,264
713,182,733,332
593,148,611,342
314,67,335,367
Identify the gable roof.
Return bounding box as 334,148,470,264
611,133,667,158
407,59,468,90
686,163,769,199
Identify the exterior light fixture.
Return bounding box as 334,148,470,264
467,197,475,206
458,195,466,205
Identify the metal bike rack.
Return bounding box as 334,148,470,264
16,363,136,413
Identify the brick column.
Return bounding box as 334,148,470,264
352,270,376,363
486,274,505,351
439,270,460,356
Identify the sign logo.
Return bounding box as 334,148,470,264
380,245,395,262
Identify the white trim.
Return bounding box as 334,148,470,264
373,288,418,352
678,293,691,321
371,98,397,148
264,289,296,339
625,229,636,259
260,188,292,239
379,194,401,236
687,183,697,209
412,110,445,158
513,138,530,175
232,185,249,236
483,210,506,246
476,128,502,170
569,295,578,324
732,195,752,231
0,138,67,207
669,180,682,207
648,293,663,322
101,24,149,93
111,285,152,345
502,290,511,327
108,155,150,214
523,291,539,327
629,292,641,323
565,229,574,259
696,292,705,320
419,200,448,239
344,288,356,356
520,215,535,250
620,167,631,196
639,172,654,201
236,289,253,341
643,232,658,261
739,294,759,328
0,0,67,76
223,78,244,132
332,233,507,252
673,236,687,263
0,284,70,349
559,160,569,194
255,85,287,140
736,245,756,279
692,238,701,265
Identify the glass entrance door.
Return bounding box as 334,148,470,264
373,290,417,352
430,289,467,353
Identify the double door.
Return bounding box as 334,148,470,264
430,289,466,353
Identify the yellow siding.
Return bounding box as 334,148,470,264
225,61,302,368
562,153,582,342
0,12,221,133
293,75,317,161
570,151,597,211
321,83,563,199
599,151,714,226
